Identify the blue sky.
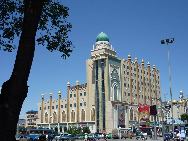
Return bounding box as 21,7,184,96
0,0,188,119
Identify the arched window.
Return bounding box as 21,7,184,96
53,112,57,123
130,108,133,120
71,110,75,122
91,108,95,121
62,111,66,122
81,109,85,121
45,113,48,123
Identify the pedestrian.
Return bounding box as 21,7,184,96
85,133,88,141
104,133,106,141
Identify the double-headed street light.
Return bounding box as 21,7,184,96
161,38,174,138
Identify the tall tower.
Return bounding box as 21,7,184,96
88,32,123,133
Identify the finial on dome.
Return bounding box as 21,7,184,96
128,55,131,60
41,94,44,98
58,91,61,95
153,65,155,69
141,59,144,65
67,82,70,87
76,80,79,85
147,62,150,67
135,58,138,62
50,93,52,96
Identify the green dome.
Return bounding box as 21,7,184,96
96,32,109,42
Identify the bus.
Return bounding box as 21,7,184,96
136,127,152,136
26,129,53,141
112,128,133,139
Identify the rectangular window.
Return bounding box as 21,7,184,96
74,103,76,107
84,92,86,96
127,72,129,75
127,66,129,69
139,95,140,98
128,93,130,96
124,92,126,96
141,70,142,73
40,107,41,110
48,106,50,109
70,94,72,98
131,67,132,70
135,94,137,97
80,93,82,96
124,71,125,74
84,102,86,106
65,104,67,108
44,106,46,110
61,105,63,108
52,106,54,109
80,103,82,106
135,86,136,89
134,68,136,71
56,105,58,109
74,94,76,97
141,76,142,79
142,95,143,98
138,69,139,72
124,83,126,87
70,104,72,107
128,84,129,88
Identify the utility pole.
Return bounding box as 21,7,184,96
161,38,174,138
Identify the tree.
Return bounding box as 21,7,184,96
180,113,188,126
0,0,73,140
83,126,91,134
68,127,80,136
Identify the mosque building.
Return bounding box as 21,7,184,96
37,32,161,133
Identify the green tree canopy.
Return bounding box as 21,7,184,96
0,0,73,58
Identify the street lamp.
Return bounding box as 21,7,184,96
161,38,174,138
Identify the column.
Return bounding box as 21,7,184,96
141,60,146,105
128,55,132,104
153,65,157,104
41,94,44,123
76,80,79,122
135,58,139,104
50,93,52,123
147,62,152,105
67,82,70,123
58,91,61,123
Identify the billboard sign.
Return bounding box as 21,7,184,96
139,105,150,121
150,105,158,115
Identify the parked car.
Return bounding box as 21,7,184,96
107,133,112,139
77,134,85,140
34,135,46,141
60,135,78,141
94,133,104,139
55,133,64,141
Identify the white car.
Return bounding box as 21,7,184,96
55,134,62,140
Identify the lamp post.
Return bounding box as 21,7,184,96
161,38,174,138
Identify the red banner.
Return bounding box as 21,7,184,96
139,105,150,121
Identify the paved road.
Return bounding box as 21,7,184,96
52,137,164,141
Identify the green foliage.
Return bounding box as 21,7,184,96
26,126,37,129
83,126,91,134
68,127,80,135
54,130,58,136
64,126,67,132
0,0,73,58
180,113,188,126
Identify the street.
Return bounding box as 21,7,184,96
52,137,164,141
